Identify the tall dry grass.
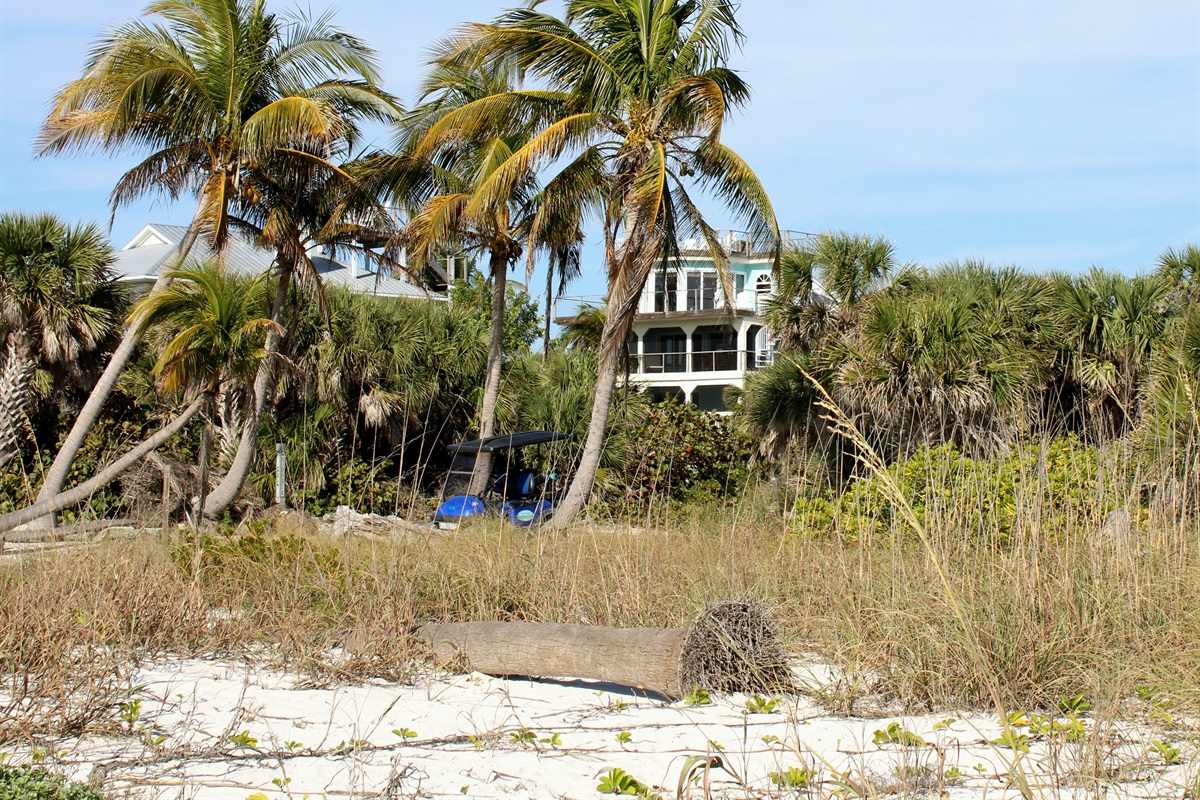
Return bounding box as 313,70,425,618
2,442,1198,744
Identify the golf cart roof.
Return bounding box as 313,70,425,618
447,430,573,454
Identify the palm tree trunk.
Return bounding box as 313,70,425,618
201,260,293,516
193,406,211,529
547,334,622,528
0,396,205,535
30,212,205,529
548,231,648,528
0,339,36,470
542,257,555,362
466,252,509,497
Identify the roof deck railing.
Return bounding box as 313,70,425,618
610,229,814,257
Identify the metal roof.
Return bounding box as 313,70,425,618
113,224,441,300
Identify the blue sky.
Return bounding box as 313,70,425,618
1,0,1197,299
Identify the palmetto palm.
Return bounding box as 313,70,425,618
1156,243,1200,308
429,0,778,524
278,287,489,503
1143,302,1200,461
0,212,124,468
831,268,1044,458
31,0,396,523
739,232,900,461
1053,269,1168,437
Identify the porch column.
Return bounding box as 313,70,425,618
681,322,696,373
635,331,644,374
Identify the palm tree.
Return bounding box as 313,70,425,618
380,53,596,496
737,232,900,462
1143,302,1200,465
0,261,274,534
1053,269,1168,438
0,212,124,468
199,146,409,517
1157,244,1200,308
831,269,1043,458
131,261,278,520
428,0,778,525
763,232,900,352
30,0,396,525
276,287,489,507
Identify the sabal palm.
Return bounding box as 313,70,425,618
31,0,396,522
429,0,778,524
1053,269,1168,437
0,212,124,468
279,287,489,501
832,273,1042,458
1144,303,1200,459
764,232,899,352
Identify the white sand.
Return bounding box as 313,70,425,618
13,658,1194,798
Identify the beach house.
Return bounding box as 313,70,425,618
556,229,811,412
111,223,444,300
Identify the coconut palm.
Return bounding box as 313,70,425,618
30,0,396,524
426,0,778,525
0,261,275,533
0,212,124,468
558,302,607,353
379,53,597,496
131,261,278,520
200,147,410,517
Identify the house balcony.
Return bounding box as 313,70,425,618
633,348,776,377
554,287,763,324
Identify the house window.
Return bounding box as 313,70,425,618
691,325,737,372
735,274,745,295
755,274,773,310
654,272,678,312
686,271,717,310
643,327,687,373
693,385,730,412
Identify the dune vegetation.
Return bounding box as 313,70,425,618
1,0,1198,796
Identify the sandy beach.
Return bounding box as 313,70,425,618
10,657,1192,799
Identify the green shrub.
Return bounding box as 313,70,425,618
792,436,1130,543
0,764,107,800
622,401,754,506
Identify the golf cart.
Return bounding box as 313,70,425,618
433,430,573,529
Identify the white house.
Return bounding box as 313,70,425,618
556,229,811,412
112,224,444,300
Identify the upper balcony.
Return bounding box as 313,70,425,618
555,272,772,322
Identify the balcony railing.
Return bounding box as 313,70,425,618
615,228,814,257
555,290,763,320
636,349,761,374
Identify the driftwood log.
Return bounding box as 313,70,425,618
416,600,793,699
